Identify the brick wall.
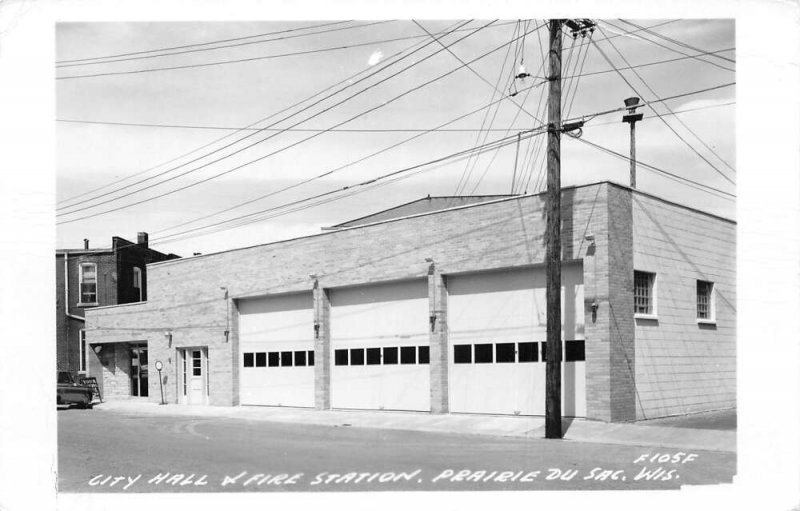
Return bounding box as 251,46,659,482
632,192,736,418
87,184,613,410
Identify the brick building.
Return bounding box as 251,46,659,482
56,232,178,392
85,182,735,421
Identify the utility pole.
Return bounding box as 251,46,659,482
622,97,644,188
545,18,594,440
545,18,563,440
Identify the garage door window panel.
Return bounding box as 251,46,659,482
267,352,279,367
495,343,516,363
418,346,429,364
243,353,254,367
474,343,493,363
383,347,398,365
454,344,472,364
350,348,365,366
518,342,538,362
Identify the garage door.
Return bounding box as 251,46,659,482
238,293,314,407
330,280,430,411
448,265,586,416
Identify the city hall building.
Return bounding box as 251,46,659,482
84,181,736,422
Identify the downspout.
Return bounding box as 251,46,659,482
64,253,85,322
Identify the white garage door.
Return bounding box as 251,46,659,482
448,265,586,416
330,280,430,411
239,293,315,407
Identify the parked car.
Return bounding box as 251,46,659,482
57,371,94,409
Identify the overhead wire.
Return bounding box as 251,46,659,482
592,25,736,185
58,21,552,225
57,22,465,208
57,20,475,215
56,20,393,68
616,19,735,65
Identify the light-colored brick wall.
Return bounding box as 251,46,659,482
632,192,736,419
87,184,612,410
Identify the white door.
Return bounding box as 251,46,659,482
330,280,429,411
238,293,314,407
180,348,207,405
448,265,586,416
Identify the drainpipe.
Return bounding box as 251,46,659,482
64,253,86,323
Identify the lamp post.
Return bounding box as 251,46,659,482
622,97,644,188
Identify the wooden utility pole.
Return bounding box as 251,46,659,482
545,18,563,440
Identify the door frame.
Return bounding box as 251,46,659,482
177,346,209,405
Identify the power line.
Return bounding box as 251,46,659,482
56,21,392,67
59,20,544,225
570,135,735,200
57,22,461,208
591,28,736,186
57,20,355,63
600,20,735,73
56,21,513,80
618,19,735,63
57,20,474,214
152,80,547,237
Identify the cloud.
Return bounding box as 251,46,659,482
367,50,384,66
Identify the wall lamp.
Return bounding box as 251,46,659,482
164,331,172,347
584,234,595,246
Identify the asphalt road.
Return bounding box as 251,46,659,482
58,407,736,493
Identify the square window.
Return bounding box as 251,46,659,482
255,352,267,367
281,351,293,367
383,346,398,365
334,349,349,366
294,351,307,366
243,353,254,367
418,346,430,364
634,271,656,315
400,346,416,364
697,280,714,320
454,344,472,364
564,340,585,362
308,350,315,366
518,342,538,362
268,352,279,367
350,348,365,366
474,343,493,363
366,347,381,365
495,343,515,363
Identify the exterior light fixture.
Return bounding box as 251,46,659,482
164,331,172,347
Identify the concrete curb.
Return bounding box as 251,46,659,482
89,400,736,453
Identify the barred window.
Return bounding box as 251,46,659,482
634,271,655,315
697,280,714,320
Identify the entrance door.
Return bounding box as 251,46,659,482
180,348,208,405
130,344,149,397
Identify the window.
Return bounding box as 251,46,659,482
268,352,279,367
400,346,416,364
132,267,142,301
474,344,493,363
518,342,538,362
79,263,98,304
280,351,293,367
294,351,307,367
382,347,398,365
495,343,516,363
366,347,381,365
417,346,430,364
454,344,472,364
243,352,254,367
634,271,656,316
697,280,715,321
308,350,315,366
255,352,267,367
564,340,585,362
79,329,87,373
334,349,348,366
350,348,365,366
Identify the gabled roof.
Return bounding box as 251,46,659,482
325,195,515,229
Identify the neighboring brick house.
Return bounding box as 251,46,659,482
85,182,735,422
56,232,178,392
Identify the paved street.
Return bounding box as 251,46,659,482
58,407,735,493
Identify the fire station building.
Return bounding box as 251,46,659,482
84,181,736,422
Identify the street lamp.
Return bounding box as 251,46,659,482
155,360,166,405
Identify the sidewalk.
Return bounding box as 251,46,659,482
90,399,736,453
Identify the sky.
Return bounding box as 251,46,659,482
55,19,736,257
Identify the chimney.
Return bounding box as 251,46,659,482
83,239,89,249
137,232,149,248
